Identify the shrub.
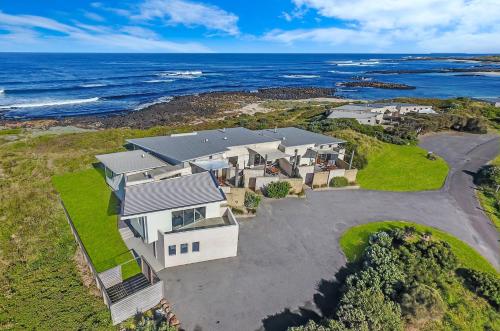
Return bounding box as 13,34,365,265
476,165,500,187
231,207,245,215
265,181,291,198
244,191,262,210
330,176,348,187
461,269,500,308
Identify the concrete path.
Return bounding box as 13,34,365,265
159,132,499,331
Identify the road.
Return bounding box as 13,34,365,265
159,132,499,331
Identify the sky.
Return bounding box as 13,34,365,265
0,0,499,53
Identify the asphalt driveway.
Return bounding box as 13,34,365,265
159,132,500,331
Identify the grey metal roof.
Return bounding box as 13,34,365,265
331,104,371,112
127,127,278,163
96,150,167,174
122,172,225,217
328,111,378,119
258,127,345,147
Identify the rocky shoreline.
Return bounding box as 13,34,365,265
0,87,336,129
368,67,500,75
339,81,415,90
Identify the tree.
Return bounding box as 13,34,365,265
399,283,445,325
288,320,348,331
336,287,403,331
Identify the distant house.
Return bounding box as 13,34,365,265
327,102,436,125
96,127,350,270
327,107,383,125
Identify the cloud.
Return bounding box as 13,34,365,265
268,0,500,52
136,0,239,36
0,11,210,52
83,11,105,22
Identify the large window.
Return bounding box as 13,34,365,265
172,207,206,230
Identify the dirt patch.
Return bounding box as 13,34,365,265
73,248,101,297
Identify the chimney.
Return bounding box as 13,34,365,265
274,126,277,133
141,154,145,158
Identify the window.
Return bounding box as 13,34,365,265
168,245,176,256
192,241,200,252
105,167,114,179
180,243,188,254
171,207,207,230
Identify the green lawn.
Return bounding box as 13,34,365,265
53,168,141,279
357,144,449,191
339,221,497,274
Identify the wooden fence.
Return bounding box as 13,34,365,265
60,199,164,325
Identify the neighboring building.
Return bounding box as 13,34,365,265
127,127,346,187
327,102,436,125
327,109,382,125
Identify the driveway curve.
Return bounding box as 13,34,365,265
160,132,499,331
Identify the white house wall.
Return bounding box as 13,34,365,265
158,221,239,268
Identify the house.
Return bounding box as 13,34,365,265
327,102,436,125
121,172,238,269
127,127,347,188
327,109,383,125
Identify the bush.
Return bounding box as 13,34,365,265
244,191,262,210
265,181,291,198
231,207,245,215
461,269,500,308
330,176,348,187
476,165,500,187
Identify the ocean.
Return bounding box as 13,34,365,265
0,53,499,119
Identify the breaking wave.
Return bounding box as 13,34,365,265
0,97,99,109
158,70,202,79
143,79,174,83
79,83,107,88
135,96,173,110
281,74,320,79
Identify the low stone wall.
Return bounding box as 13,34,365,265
344,169,358,183
328,169,346,183
225,187,246,207
286,178,304,193
312,171,329,188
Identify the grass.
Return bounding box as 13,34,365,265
0,128,22,135
52,167,141,279
476,153,500,233
357,143,449,191
339,221,497,274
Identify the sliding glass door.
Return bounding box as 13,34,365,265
172,206,206,230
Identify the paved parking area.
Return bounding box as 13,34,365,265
159,132,500,331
